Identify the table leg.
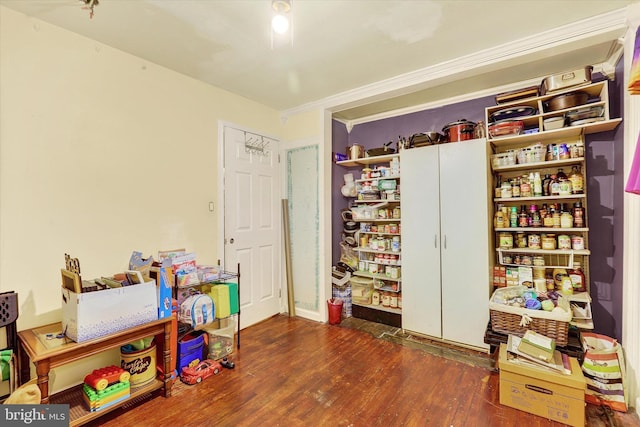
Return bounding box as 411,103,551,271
34,359,51,404
162,320,172,398
18,343,30,386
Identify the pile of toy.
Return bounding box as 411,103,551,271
82,366,131,412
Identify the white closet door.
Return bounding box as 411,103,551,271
439,138,490,349
401,145,442,337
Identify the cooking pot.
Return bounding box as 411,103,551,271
366,141,395,157
442,119,477,143
347,144,364,160
545,91,588,112
410,132,444,147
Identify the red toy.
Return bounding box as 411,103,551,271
84,365,131,391
180,359,222,385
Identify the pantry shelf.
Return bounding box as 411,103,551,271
352,302,402,315
494,194,586,203
492,157,584,173
489,118,622,148
496,248,591,256
353,271,402,282
336,153,399,167
494,227,589,232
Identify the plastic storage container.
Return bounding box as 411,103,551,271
349,276,374,304
204,317,236,360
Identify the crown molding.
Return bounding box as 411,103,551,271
280,7,631,123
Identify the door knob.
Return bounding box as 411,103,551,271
229,238,235,244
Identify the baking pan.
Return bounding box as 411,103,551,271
541,66,593,95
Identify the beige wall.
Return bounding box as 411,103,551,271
0,6,311,391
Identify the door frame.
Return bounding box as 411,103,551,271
216,120,286,318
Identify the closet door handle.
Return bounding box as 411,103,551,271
444,235,447,249
434,235,438,248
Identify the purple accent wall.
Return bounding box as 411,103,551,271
331,65,624,341
585,59,625,341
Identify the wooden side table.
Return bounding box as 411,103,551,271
18,318,172,426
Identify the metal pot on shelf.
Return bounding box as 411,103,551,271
442,119,477,143
347,144,364,160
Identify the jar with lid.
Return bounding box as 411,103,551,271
571,235,585,250
550,174,560,195
569,262,587,292
495,175,503,198
499,232,514,249
542,234,556,250
381,292,391,307
569,165,584,194
512,177,521,198
542,174,552,196
552,205,561,228
389,293,398,308
518,205,529,227
570,142,584,158
509,206,518,228
372,290,381,306
530,204,541,227
528,234,541,249
391,236,401,252
520,175,531,198
560,204,574,228
573,202,585,228
516,232,527,248
557,234,571,249
501,180,512,198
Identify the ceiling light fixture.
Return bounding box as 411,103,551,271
271,0,293,48
81,0,99,19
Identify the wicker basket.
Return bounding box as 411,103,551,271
489,286,571,346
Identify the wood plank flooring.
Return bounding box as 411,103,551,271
89,315,639,427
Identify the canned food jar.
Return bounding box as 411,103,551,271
571,235,585,250
521,255,532,266
541,234,556,250
533,256,545,267
558,234,571,249
516,232,527,248
499,232,514,249
528,234,541,249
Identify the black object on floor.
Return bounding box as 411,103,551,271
221,357,235,369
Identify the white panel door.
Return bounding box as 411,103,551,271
224,126,281,329
440,138,490,349
401,145,442,337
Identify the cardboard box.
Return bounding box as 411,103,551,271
499,344,586,427
150,266,174,319
62,281,158,342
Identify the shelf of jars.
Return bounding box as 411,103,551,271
492,157,584,173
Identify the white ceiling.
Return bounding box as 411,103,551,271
2,0,638,121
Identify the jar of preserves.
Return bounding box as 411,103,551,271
571,235,585,250
382,292,391,307
560,209,574,228
499,232,514,249
390,293,398,308
558,234,571,249
516,232,527,248
528,234,541,249
542,234,556,250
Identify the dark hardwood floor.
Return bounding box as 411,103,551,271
90,315,639,427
